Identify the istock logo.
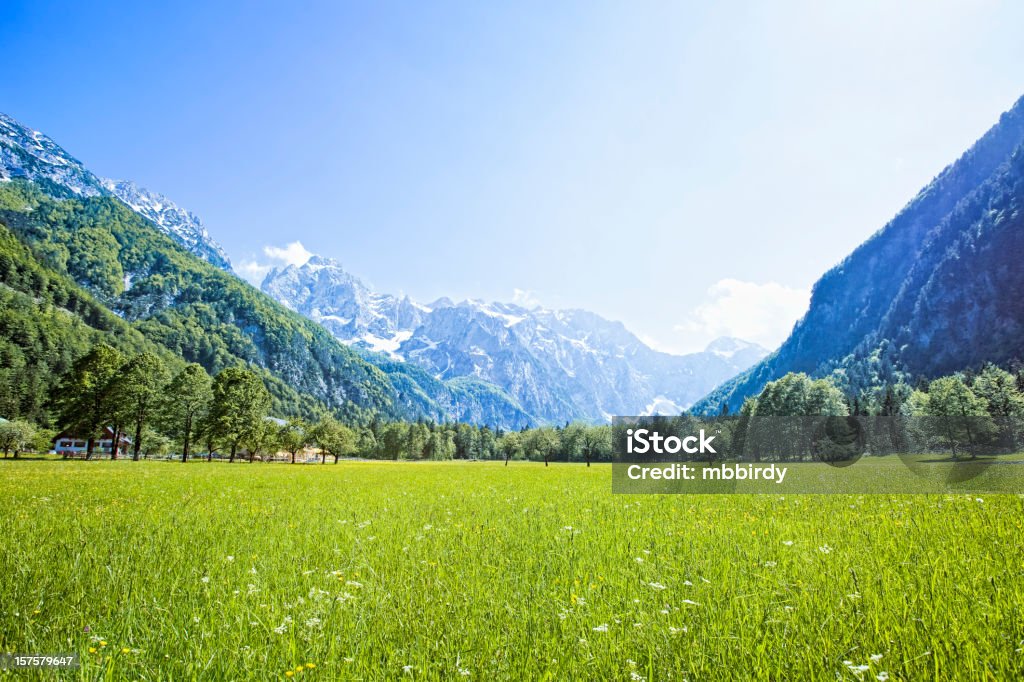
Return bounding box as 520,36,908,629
626,428,716,455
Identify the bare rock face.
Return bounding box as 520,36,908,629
262,255,768,423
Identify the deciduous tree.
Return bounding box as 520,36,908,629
208,367,271,463
115,352,169,460
55,344,124,459
162,364,213,463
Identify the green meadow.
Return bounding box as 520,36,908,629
2,460,1023,680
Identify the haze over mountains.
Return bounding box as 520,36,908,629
694,94,1024,413
1,110,768,427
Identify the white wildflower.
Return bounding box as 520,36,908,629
593,624,609,632
647,582,667,590
844,660,870,677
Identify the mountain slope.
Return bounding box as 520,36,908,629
0,112,231,269
100,179,231,270
262,257,769,422
0,215,190,424
0,179,532,428
0,180,398,421
0,114,542,429
693,94,1024,413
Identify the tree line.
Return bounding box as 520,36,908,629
2,342,615,464
721,366,1024,459
5,340,1021,464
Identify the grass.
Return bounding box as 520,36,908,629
1,460,1023,680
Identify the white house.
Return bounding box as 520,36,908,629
53,427,132,458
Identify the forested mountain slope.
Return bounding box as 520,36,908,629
1,113,232,269
694,94,1024,414
0,181,531,428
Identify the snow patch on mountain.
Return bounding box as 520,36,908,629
261,254,770,423
0,112,232,270
100,179,232,270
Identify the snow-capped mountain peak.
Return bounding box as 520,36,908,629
261,253,770,422
100,179,231,269
0,111,231,270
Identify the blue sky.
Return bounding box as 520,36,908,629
2,1,1023,353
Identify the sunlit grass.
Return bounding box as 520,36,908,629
1,460,1023,680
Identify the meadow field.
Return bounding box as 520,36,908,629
1,460,1023,680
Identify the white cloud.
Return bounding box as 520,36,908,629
264,241,314,267
511,288,541,308
672,279,810,353
236,260,273,285
237,241,314,285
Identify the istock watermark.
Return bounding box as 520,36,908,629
611,415,1024,494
